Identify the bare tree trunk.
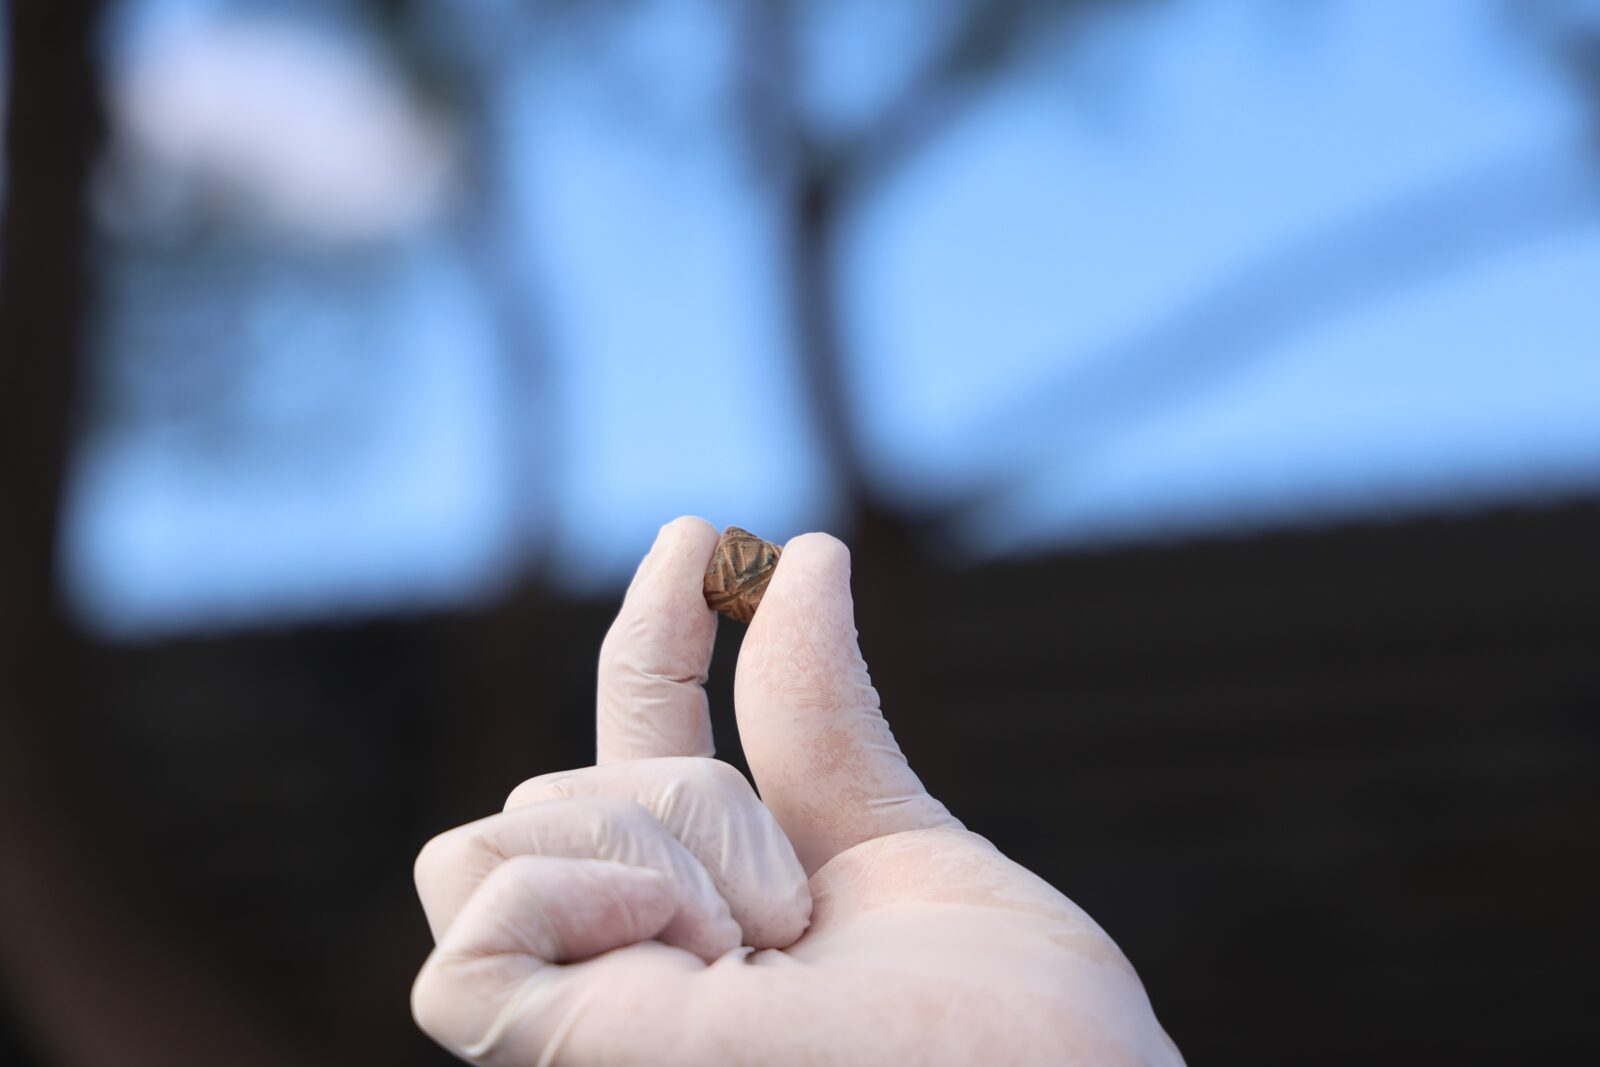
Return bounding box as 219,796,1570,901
462,39,562,578
784,164,872,510
738,0,893,536
0,5,101,636
0,6,321,1064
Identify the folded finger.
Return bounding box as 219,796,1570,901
412,855,700,1064
505,757,811,948
414,795,741,962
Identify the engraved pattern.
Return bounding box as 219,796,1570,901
703,526,782,624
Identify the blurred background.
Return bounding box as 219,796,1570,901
2,0,1598,1063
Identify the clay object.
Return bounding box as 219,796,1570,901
704,526,782,623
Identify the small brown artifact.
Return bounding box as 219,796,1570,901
703,526,782,623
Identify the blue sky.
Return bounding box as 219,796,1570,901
55,0,1600,634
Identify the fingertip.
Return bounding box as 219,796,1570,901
656,515,719,550
739,531,857,662
779,531,851,575
623,516,717,591
622,516,718,618
598,518,721,763
638,516,719,605
761,532,851,612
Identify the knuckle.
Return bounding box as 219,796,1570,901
579,794,654,833
477,853,540,908
413,829,458,892
680,756,749,798
504,772,573,811
503,780,537,811
410,956,497,1057
595,794,654,823
416,815,505,892
583,796,653,855
409,956,453,1043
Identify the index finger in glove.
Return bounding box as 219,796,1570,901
595,517,721,764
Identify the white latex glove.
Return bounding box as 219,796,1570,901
412,517,1184,1066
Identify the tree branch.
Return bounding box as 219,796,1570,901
935,144,1600,524
833,0,1153,200
0,5,322,1063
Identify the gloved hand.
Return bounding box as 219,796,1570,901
412,517,1183,1065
